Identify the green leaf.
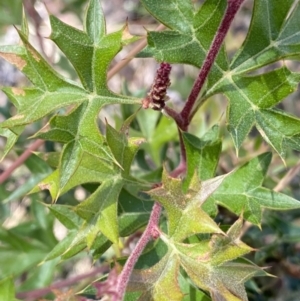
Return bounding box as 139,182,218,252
0,3,141,195
0,226,47,253
207,216,254,265
21,6,29,38
148,169,224,241
50,1,137,93
181,278,212,301
18,259,58,291
179,225,265,300
128,254,184,301
0,126,24,162
31,197,50,231
41,229,85,263
0,0,22,25
182,260,266,301
0,227,49,279
136,110,178,166
3,153,52,203
90,189,152,257
92,208,151,260
141,0,300,157
48,204,83,230
85,0,106,44
34,102,118,195
139,0,229,86
0,41,86,128
205,153,300,225
0,278,17,301
106,122,145,176
44,189,152,262
129,219,264,301
30,151,116,199
128,230,168,269
75,177,123,243
231,0,300,72
207,0,300,156
216,67,300,158
183,125,222,190
128,162,268,300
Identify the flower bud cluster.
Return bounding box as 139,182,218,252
142,62,171,110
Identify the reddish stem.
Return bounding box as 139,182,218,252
161,0,245,172
16,265,109,300
179,0,246,128
115,202,162,301
0,139,44,184
163,106,185,130
169,159,186,178
178,128,187,164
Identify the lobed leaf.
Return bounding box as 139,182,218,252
0,0,140,188
129,254,184,301
208,1,300,157
204,153,300,225
50,0,138,93
141,0,300,157
214,67,300,158
75,177,123,244
129,217,264,301
0,1,149,254
183,124,222,190
231,0,300,72
148,169,223,241
106,122,145,176
43,188,152,262
139,0,229,86
0,40,87,129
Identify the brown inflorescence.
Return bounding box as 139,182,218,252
142,62,171,110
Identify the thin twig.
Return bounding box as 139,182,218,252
274,161,300,192
108,24,165,80
23,0,52,63
169,159,186,178
0,139,44,184
115,202,162,301
16,265,109,300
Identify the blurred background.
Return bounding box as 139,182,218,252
0,0,300,300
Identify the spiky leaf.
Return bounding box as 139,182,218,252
141,0,300,158
205,153,300,225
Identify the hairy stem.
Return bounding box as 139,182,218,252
169,158,186,178
179,0,246,128
116,202,162,301
160,0,245,172
163,106,185,130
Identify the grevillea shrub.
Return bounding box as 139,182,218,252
1,0,300,300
